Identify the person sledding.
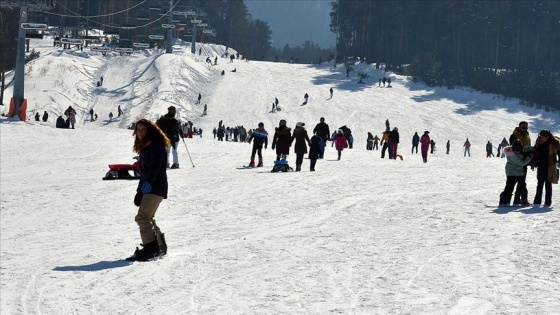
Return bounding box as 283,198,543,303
247,122,268,167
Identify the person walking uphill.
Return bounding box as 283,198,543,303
247,122,268,167
126,119,170,262
312,117,330,158
156,106,181,169
388,127,400,159
291,122,311,171
272,119,292,161
420,131,431,163
332,129,348,160
532,130,560,206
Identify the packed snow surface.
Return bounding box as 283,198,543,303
1,38,559,314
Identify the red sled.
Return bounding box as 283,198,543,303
102,157,141,180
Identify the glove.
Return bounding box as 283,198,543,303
140,182,152,194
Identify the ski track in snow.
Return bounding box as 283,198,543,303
1,38,560,314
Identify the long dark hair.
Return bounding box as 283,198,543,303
132,118,171,153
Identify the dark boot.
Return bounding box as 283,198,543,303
499,192,512,206
296,164,301,172
257,157,263,167
157,233,167,256
248,158,255,167
126,240,160,262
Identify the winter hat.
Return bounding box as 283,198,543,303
320,117,325,122
279,119,287,126
424,131,429,135
338,129,343,134
258,122,264,127
296,122,303,128
539,129,551,138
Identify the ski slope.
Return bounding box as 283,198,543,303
1,38,559,314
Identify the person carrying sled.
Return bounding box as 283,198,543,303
532,130,560,206
420,131,431,163
247,122,268,167
271,119,292,161
156,106,181,169
291,122,311,171
332,129,348,160
126,118,170,261
499,140,534,206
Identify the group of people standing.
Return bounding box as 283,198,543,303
499,121,560,207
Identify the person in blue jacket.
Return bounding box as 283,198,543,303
412,132,420,154
126,118,170,262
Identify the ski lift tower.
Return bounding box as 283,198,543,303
0,0,55,121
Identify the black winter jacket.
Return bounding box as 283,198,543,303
137,139,168,199
157,114,180,143
313,122,330,141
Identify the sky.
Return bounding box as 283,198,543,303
244,0,335,48
1,38,560,314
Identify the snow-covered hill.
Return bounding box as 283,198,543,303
1,38,559,314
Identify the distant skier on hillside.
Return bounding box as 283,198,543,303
303,93,309,105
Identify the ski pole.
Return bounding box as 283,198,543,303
181,137,195,168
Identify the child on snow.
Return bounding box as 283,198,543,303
309,133,321,171
332,129,348,160
499,140,534,206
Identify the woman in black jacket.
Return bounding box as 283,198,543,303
126,119,171,262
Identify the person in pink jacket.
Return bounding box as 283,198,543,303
420,131,431,163
332,129,348,160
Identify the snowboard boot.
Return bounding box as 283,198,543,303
157,233,167,256
126,240,160,262
248,158,255,167
257,157,263,167
170,163,180,169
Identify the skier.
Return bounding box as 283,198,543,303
412,132,420,154
272,119,292,161
247,122,268,167
420,131,431,163
499,140,533,206
126,118,169,261
156,106,181,169
291,122,311,171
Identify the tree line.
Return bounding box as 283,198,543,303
331,0,560,110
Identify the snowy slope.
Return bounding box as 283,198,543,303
1,38,559,314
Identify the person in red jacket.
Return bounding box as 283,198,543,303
332,129,348,160
420,131,431,163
